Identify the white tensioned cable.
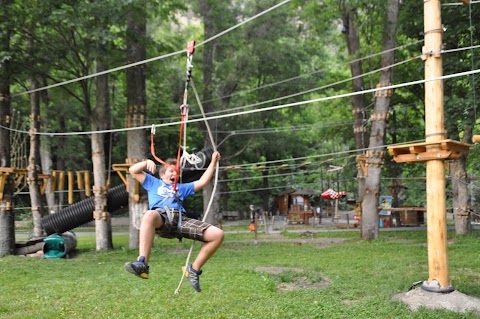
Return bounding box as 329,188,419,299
2,68,480,137
221,139,425,171
4,54,419,136
6,43,477,137
200,55,421,118
193,44,480,119
174,78,219,295
13,0,291,98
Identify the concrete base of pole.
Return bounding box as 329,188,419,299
421,280,454,293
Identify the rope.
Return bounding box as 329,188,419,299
174,79,220,296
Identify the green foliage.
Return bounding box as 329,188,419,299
3,0,480,216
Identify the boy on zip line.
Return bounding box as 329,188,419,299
124,151,223,292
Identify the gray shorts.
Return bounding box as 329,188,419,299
154,208,211,242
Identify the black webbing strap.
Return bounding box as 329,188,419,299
175,192,183,242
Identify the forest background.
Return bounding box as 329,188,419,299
0,0,479,252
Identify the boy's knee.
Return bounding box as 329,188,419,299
204,226,224,242
213,227,225,241
143,210,162,225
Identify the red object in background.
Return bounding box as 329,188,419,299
321,188,347,200
384,219,390,228
187,41,196,55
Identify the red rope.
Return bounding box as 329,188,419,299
150,133,167,166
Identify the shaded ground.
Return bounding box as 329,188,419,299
394,288,480,314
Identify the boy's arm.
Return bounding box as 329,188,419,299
129,159,157,184
193,151,221,192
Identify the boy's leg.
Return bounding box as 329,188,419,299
125,210,163,279
139,210,163,263
192,225,224,270
185,225,224,292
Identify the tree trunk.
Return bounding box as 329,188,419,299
93,59,113,251
451,128,472,235
361,0,400,240
40,132,57,213
36,89,66,213
340,2,368,218
0,2,15,255
56,108,67,209
126,7,148,248
27,76,45,238
39,79,59,214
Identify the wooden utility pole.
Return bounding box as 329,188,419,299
421,0,452,292
388,0,470,293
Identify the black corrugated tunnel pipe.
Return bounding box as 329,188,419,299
41,184,128,235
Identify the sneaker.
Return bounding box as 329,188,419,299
124,256,149,279
184,264,202,292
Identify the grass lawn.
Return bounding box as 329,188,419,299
1,229,480,319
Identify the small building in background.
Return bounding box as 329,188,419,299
274,189,317,224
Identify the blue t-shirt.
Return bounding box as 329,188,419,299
141,174,195,211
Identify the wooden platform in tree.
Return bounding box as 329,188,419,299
0,168,50,200
387,139,470,163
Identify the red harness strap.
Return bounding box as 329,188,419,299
151,41,196,192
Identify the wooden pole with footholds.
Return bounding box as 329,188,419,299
389,0,470,293
421,0,452,292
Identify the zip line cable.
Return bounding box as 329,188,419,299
3,45,479,138
98,43,480,125
198,55,422,118
6,42,479,136
12,0,292,98
219,139,425,170
199,44,480,119
146,43,478,124
3,67,480,137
